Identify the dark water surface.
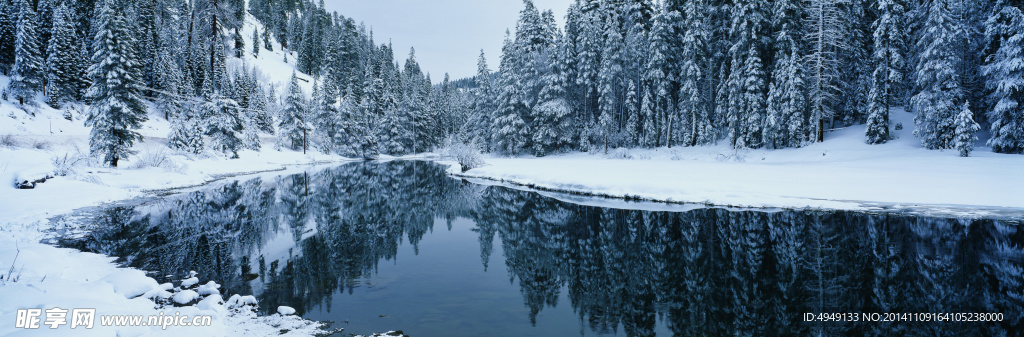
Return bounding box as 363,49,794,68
60,161,1023,336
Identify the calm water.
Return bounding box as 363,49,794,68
60,161,1023,336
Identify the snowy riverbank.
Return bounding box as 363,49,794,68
0,104,356,336
451,109,1024,218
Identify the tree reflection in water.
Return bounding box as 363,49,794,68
64,161,1023,336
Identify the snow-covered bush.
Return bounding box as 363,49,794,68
51,152,89,176
608,148,633,159
441,142,485,172
0,134,17,148
30,140,51,150
131,149,183,172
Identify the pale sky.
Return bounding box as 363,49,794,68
322,0,572,82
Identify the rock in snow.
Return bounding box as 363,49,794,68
278,306,297,315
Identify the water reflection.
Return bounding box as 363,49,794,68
62,161,1023,336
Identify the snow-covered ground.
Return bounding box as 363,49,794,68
0,107,349,336
452,109,1024,218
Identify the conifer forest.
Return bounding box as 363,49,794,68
2,0,1022,161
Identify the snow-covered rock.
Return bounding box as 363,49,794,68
197,281,221,295
172,289,200,305
278,306,296,315
97,269,160,299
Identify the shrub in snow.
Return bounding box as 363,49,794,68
608,148,633,159
51,152,88,176
0,134,17,148
131,149,182,172
31,139,50,150
441,142,485,172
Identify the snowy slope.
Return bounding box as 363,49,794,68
453,108,1024,218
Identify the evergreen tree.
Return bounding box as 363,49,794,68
531,59,572,156
311,81,338,154
680,0,713,146
0,0,16,75
766,0,807,148
466,50,495,149
954,100,979,157
252,28,260,58
866,0,907,144
263,26,273,51
640,88,657,147
233,28,244,58
169,102,205,154
8,0,44,105
982,3,1024,154
45,3,80,108
912,0,963,150
598,11,624,152
623,80,640,146
493,31,531,155
85,0,148,167
154,41,185,120
204,94,244,158
725,0,768,149
278,72,310,152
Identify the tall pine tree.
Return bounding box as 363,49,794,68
912,0,964,150
8,0,44,105
45,3,80,108
86,0,148,167
866,0,907,144
982,3,1024,154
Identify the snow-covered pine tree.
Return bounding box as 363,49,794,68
493,31,531,155
168,102,204,154
766,0,806,148
646,8,678,148
912,0,963,150
640,87,657,147
531,57,573,156
233,28,244,58
866,0,907,144
249,82,274,134
598,11,624,153
8,0,44,105
154,41,184,120
726,0,768,149
623,80,640,146
278,72,310,152
954,100,979,157
331,90,356,156
0,0,16,75
466,50,495,149
353,95,379,159
203,93,244,158
252,28,260,58
311,80,338,154
262,27,273,51
680,0,713,146
86,0,148,167
44,3,80,108
982,3,1024,154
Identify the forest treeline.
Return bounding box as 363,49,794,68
2,0,1022,165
